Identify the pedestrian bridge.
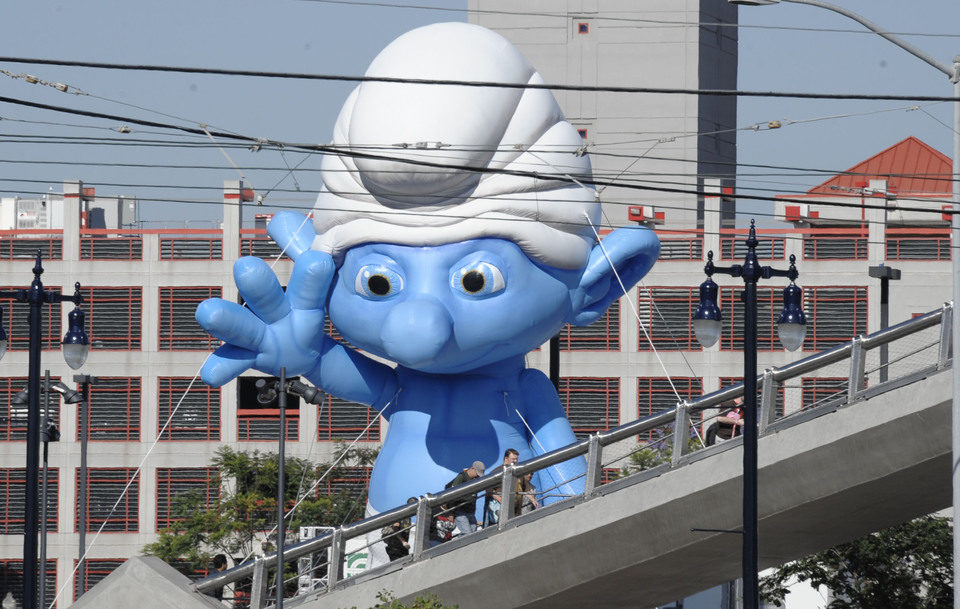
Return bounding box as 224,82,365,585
75,304,955,609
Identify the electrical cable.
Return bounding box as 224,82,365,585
2,96,957,218
295,0,960,39
0,59,958,102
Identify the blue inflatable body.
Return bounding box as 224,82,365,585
195,22,661,528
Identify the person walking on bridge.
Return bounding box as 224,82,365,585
445,460,485,536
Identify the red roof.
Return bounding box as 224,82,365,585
807,136,952,196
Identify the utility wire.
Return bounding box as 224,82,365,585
0,58,958,102
297,0,960,39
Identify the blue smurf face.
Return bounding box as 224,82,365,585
328,239,579,374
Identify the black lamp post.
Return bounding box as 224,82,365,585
691,220,806,609
255,370,322,609
0,251,90,609
12,375,82,609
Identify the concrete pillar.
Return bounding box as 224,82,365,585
62,180,83,262
703,178,722,257
222,180,244,262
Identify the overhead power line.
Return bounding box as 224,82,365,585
0,57,958,102
0,94,955,217
300,0,960,39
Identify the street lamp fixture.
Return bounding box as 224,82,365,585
61,303,91,370
693,226,806,351
0,251,90,609
691,220,806,609
12,381,84,406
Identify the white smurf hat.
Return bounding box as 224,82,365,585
311,22,599,270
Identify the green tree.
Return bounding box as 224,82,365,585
346,590,457,609
760,515,952,609
617,433,704,476
144,443,378,570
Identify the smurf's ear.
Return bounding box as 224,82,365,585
570,227,660,326
266,212,317,261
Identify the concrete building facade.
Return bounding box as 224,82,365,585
469,0,740,229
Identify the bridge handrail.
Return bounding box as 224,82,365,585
194,301,953,599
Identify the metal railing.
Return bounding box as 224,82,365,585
194,302,953,607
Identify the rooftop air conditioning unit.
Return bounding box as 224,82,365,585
15,199,49,229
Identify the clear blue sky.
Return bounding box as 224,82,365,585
0,0,957,228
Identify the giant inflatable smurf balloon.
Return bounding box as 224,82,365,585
197,22,659,537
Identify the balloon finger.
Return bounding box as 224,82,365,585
200,345,258,387
267,211,316,261
287,250,336,311
196,299,264,351
234,256,290,324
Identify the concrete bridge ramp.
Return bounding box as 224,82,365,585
304,371,951,609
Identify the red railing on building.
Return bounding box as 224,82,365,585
719,228,786,261
653,229,703,261
159,229,224,260
802,227,869,260
885,227,951,261
0,229,64,260
79,229,143,261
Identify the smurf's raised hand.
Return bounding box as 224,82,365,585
196,250,335,387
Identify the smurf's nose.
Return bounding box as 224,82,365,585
380,298,452,368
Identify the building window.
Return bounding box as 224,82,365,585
73,559,124,600
81,287,142,350
559,301,619,351
0,376,62,441
317,466,371,501
78,468,139,533
159,287,221,350
803,286,868,351
577,22,589,34
801,377,848,410
318,396,380,442
657,235,704,261
80,236,143,260
637,377,702,441
720,235,785,260
720,286,780,351
885,229,951,260
156,467,219,531
0,286,61,350
0,468,58,533
237,376,299,441
2,559,57,608
160,236,223,260
86,377,140,441
803,231,868,260
638,287,700,351
558,377,619,440
158,377,220,441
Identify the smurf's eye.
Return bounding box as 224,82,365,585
355,265,403,299
451,262,505,297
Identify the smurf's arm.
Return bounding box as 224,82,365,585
518,368,587,501
307,338,399,409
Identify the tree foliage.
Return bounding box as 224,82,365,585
345,590,457,609
144,443,378,570
760,515,952,609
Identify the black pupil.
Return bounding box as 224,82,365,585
462,270,485,293
367,274,391,295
